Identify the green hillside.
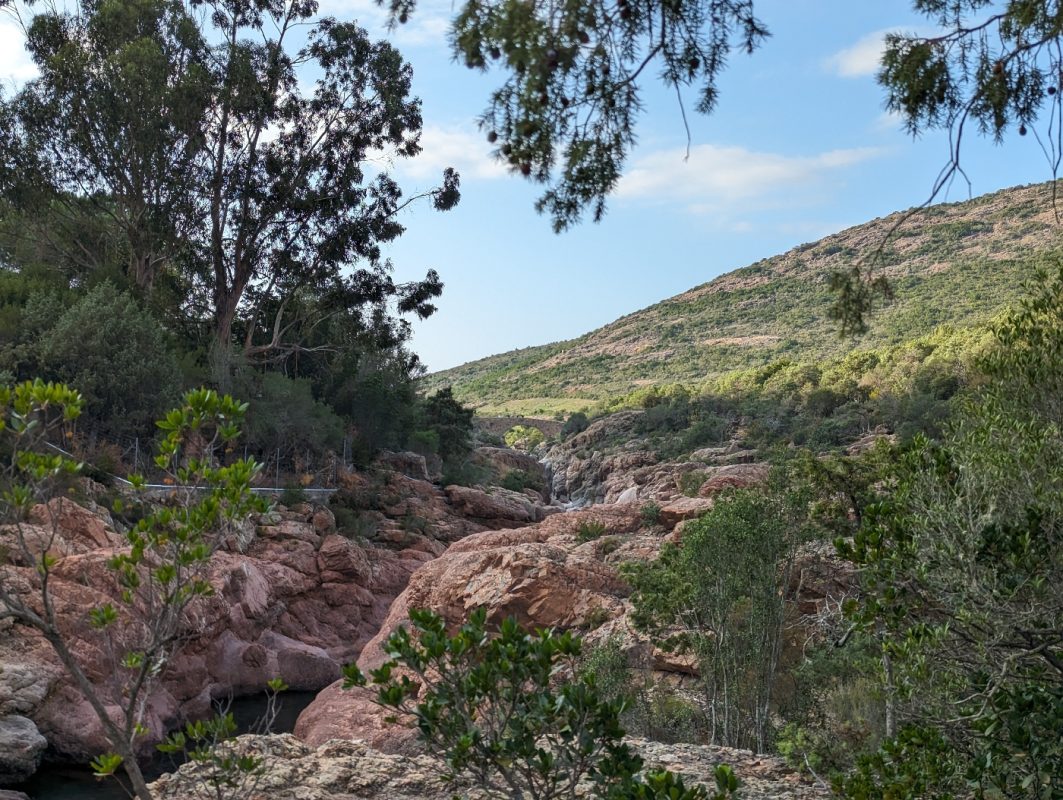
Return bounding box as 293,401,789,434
427,182,1063,415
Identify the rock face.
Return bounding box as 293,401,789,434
543,412,769,506
151,733,828,800
0,714,46,783
295,501,726,749
0,467,556,767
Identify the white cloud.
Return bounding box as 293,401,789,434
615,143,885,213
0,17,36,87
825,29,893,78
396,123,507,181
318,0,451,48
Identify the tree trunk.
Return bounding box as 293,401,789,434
123,753,155,800
882,650,896,738
131,252,155,293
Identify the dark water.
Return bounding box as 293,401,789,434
6,691,319,800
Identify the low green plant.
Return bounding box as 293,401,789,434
401,513,429,535
577,520,608,542
279,482,307,507
561,411,590,439
344,608,736,800
678,471,708,497
157,678,289,800
639,502,662,526
581,606,611,630
504,424,546,450
500,469,544,493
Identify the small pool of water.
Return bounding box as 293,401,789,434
6,690,319,800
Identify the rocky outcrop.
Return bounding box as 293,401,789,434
0,502,468,764
151,733,828,799
0,455,563,773
444,484,559,525
295,499,731,748
0,715,46,783
543,412,769,505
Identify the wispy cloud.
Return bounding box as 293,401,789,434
318,0,452,48
825,29,893,78
394,123,507,182
615,143,886,215
0,18,36,86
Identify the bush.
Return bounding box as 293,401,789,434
639,502,662,526
35,283,181,437
678,471,707,497
279,483,307,506
344,608,731,800
561,411,590,439
576,519,608,542
499,469,544,494
504,424,545,450
235,371,344,464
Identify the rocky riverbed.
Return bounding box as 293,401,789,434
1,434,843,798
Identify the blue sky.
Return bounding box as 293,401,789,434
0,1,1053,371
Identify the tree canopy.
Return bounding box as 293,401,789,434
0,0,459,366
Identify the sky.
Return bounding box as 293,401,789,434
0,0,1055,372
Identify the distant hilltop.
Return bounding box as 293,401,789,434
426,182,1062,416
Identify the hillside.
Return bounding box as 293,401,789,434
427,182,1062,415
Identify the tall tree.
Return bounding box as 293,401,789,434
0,0,459,365
1,0,209,290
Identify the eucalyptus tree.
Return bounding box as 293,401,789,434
0,0,459,368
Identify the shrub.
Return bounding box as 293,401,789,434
235,371,344,463
35,283,181,438
678,471,708,497
639,502,662,526
576,519,608,542
504,424,546,450
500,469,544,493
344,608,733,800
279,483,307,507
560,411,590,439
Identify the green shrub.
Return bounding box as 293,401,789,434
639,502,662,526
235,371,344,462
678,471,707,497
279,482,307,506
35,283,181,437
344,608,726,800
499,469,544,493
576,519,608,542
561,411,590,439
503,424,545,450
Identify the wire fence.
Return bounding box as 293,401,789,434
51,432,350,497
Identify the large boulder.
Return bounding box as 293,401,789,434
0,714,46,783
443,485,559,526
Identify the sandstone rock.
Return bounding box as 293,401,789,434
697,463,770,497
658,496,715,526
473,446,549,487
0,790,32,800
294,684,419,753
0,662,57,717
152,733,828,800
443,485,557,525
0,714,47,783
615,486,639,504
0,499,463,766
374,451,430,482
